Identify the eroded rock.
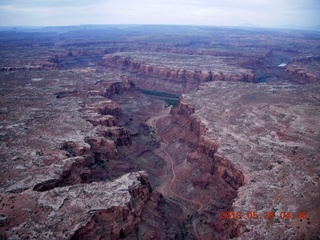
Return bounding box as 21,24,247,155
100,53,255,94
1,171,151,240
181,81,320,239
84,136,119,162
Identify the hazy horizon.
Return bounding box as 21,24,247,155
0,0,319,30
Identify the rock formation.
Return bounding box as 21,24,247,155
179,81,320,239
84,136,119,161
1,25,320,239
104,79,135,97
285,56,320,83
153,97,246,238
99,53,255,94
1,171,151,240
32,156,92,192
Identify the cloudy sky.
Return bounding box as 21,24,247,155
0,0,319,28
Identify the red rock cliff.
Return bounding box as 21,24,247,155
1,171,152,240
99,55,254,94
174,100,245,191
285,56,320,83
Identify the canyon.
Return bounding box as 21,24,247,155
0,25,319,239
99,52,254,94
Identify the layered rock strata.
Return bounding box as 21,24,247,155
1,25,320,239
180,81,320,239
104,78,135,97
174,100,245,191
162,100,246,238
285,56,320,83
1,171,151,240
0,69,150,239
100,53,254,94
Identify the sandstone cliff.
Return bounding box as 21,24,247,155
180,81,320,239
32,156,92,192
55,78,134,100
174,101,245,191
155,94,246,239
4,156,92,194
99,54,254,94
285,56,320,83
104,78,135,98
1,171,151,240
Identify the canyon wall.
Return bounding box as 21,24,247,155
180,81,320,239
174,101,245,192
0,68,156,239
158,80,320,239
154,98,246,238
1,171,152,240
99,54,255,94
285,65,320,83
2,26,319,239
285,56,320,83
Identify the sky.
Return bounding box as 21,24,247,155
0,0,319,29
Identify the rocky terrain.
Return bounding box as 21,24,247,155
0,25,319,239
1,171,151,239
100,52,254,94
179,81,320,239
285,56,320,84
0,66,131,229
0,66,189,239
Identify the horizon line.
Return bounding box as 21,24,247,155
0,23,319,32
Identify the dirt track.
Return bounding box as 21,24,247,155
146,107,203,240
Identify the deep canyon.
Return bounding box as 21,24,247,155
0,25,319,239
